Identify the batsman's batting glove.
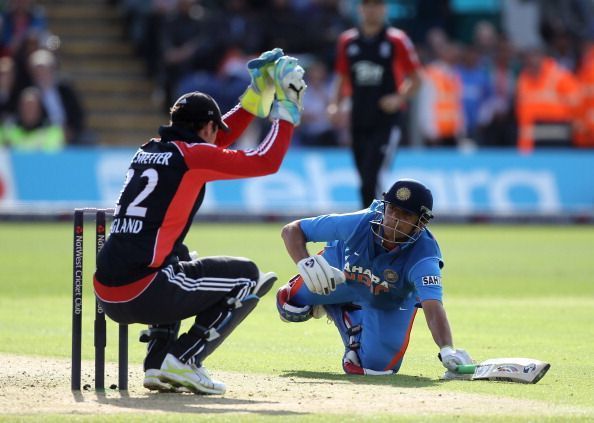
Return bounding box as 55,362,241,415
239,48,284,117
438,346,474,371
269,56,307,126
297,255,345,295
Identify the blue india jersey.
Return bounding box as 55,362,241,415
299,200,444,310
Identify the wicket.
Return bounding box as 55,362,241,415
71,208,128,391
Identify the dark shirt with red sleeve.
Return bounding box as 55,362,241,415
96,107,293,286
335,26,421,128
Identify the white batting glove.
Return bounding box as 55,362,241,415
439,346,474,371
297,255,345,295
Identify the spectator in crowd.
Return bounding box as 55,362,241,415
473,20,499,68
160,0,223,111
516,48,579,152
1,86,65,151
28,49,87,145
0,0,47,57
480,37,519,146
0,56,18,123
501,0,543,52
575,38,594,148
217,0,264,56
261,0,308,55
456,45,493,143
328,0,422,208
298,60,338,147
137,0,178,80
539,0,594,50
417,39,465,147
412,0,452,45
449,0,501,45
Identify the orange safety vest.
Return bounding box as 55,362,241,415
424,64,463,138
575,45,594,148
516,58,579,152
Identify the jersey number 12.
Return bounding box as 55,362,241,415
114,168,158,218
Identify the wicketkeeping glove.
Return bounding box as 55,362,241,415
239,48,284,117
269,56,307,125
297,255,345,295
438,346,474,371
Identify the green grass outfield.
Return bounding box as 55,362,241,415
0,222,593,421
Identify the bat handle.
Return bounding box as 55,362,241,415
455,364,476,374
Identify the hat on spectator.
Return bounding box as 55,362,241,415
29,49,57,68
170,91,230,132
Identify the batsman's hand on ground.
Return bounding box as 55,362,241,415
297,255,345,295
439,346,474,371
269,56,307,126
239,48,284,117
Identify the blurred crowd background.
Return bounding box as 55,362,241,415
0,0,593,151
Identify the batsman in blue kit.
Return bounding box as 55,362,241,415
277,179,473,377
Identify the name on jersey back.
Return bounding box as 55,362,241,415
132,151,173,165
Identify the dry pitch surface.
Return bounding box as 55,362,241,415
0,353,588,418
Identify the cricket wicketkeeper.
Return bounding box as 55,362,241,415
93,48,306,395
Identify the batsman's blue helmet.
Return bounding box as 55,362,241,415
371,179,434,246
383,179,434,221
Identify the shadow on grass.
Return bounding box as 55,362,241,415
280,370,437,388
88,391,306,416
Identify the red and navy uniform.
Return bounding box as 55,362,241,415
336,26,420,128
335,26,421,207
93,106,293,368
95,106,291,290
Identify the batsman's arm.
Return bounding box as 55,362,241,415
281,220,310,264
421,299,454,349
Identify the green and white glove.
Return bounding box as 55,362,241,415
239,48,284,117
269,56,307,126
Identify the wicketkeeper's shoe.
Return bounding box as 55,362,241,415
144,369,192,393
252,271,277,297
158,353,226,395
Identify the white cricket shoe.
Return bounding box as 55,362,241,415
143,369,191,393
158,353,226,395
253,271,277,297
442,370,473,381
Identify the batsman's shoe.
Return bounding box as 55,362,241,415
143,369,191,393
252,271,277,298
442,370,473,381
269,56,307,125
159,353,226,395
240,48,284,117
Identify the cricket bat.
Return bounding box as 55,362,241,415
455,358,550,384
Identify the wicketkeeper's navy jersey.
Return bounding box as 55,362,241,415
96,107,293,286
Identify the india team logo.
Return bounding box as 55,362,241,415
384,269,399,284
396,187,411,201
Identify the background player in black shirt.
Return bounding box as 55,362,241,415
328,0,423,208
